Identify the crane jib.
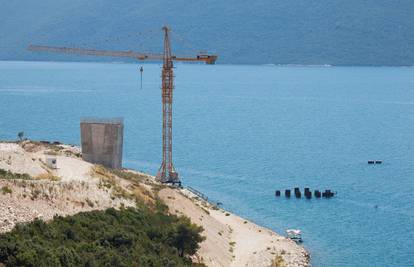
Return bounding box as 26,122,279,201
28,45,216,64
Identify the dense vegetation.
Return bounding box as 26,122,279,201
0,0,413,65
0,169,31,180
0,206,205,267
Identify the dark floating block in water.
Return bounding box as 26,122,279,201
295,188,301,198
285,189,291,198
322,190,334,198
304,188,311,198
278,188,333,199
294,187,300,195
368,160,383,165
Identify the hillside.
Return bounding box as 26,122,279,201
0,141,310,266
0,0,413,66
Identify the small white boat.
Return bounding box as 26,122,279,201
286,229,303,243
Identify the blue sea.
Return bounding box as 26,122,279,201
0,61,413,266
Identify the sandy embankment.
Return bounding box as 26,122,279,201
159,188,310,267
0,141,310,266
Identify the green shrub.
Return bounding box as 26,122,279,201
0,207,205,267
271,255,286,267
0,169,31,180
1,186,12,195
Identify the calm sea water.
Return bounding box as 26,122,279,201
0,61,413,266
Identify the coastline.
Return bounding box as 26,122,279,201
0,141,310,266
159,187,310,266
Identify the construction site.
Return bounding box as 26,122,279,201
0,25,312,267
29,26,217,185
1,1,412,265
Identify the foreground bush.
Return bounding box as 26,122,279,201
0,169,31,180
0,205,205,267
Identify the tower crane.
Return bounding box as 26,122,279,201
28,26,217,184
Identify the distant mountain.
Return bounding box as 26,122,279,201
0,0,413,66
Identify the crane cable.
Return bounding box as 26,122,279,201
62,28,161,53
170,30,216,56
170,30,201,56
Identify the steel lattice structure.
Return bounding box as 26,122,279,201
157,26,178,183
28,26,217,185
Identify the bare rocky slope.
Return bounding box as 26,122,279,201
0,141,309,267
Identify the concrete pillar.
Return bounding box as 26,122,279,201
80,118,124,169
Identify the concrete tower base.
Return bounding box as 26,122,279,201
80,118,124,169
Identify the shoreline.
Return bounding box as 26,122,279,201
0,140,310,266
158,186,310,266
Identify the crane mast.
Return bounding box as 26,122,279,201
28,26,217,185
158,26,178,183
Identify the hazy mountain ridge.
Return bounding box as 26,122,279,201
0,0,413,65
